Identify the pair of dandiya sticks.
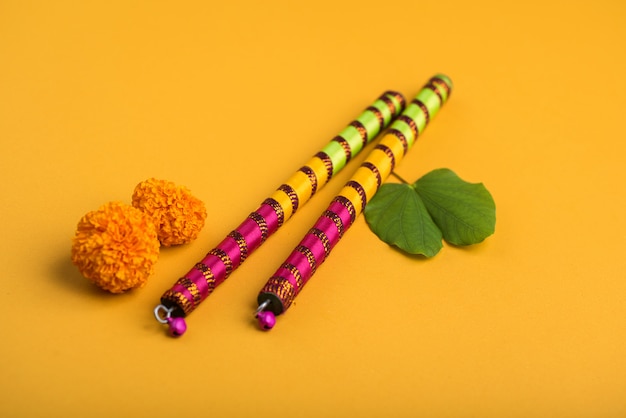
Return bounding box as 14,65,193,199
153,73,453,337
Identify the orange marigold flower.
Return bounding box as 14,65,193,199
131,178,207,247
71,202,160,293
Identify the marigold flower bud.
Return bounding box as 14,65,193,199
131,178,207,247
71,202,160,293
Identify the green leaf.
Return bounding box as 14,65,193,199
414,168,495,246
364,168,496,257
364,183,443,257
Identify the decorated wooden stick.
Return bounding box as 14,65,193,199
255,74,452,330
154,90,406,336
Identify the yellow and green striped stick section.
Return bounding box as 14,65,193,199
155,90,406,335
256,74,453,330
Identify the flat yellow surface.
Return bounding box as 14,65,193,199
1,1,625,417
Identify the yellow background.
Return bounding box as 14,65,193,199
1,1,625,417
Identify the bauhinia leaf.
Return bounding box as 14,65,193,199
363,183,443,257
414,168,496,246
364,168,496,257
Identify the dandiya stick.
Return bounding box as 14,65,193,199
154,90,406,336
255,74,453,330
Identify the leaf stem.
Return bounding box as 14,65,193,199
391,171,411,184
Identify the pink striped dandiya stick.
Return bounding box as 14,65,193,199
154,90,406,336
255,74,453,330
